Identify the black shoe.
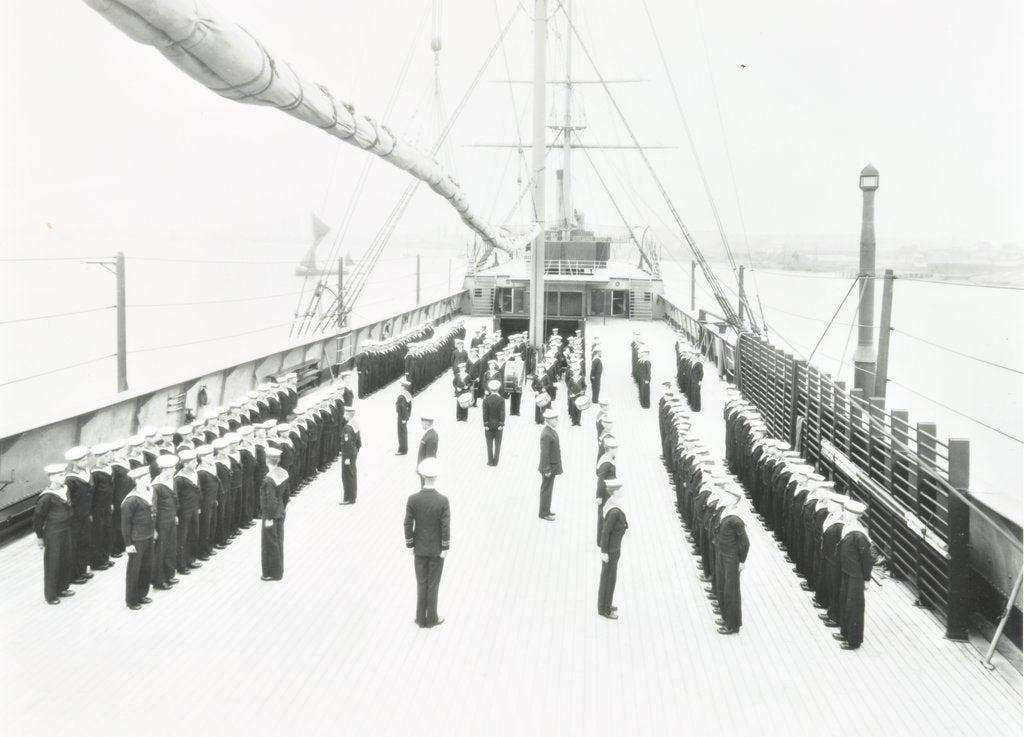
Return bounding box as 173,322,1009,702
197,556,211,562
717,626,738,635
698,576,712,583
340,500,355,505
714,618,727,627
414,619,426,628
47,599,60,605
153,584,172,591
840,642,860,650
178,569,191,576
168,577,180,585
812,600,826,609
823,619,840,628
214,544,227,550
610,606,618,613
540,514,556,521
59,590,75,598
140,597,152,604
111,552,124,559
189,562,202,569
599,611,619,620
800,582,814,591
832,633,847,641
72,576,89,585
395,452,407,456
426,617,445,628
261,575,276,581
95,561,114,570
127,603,142,610
83,571,95,579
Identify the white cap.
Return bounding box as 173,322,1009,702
237,425,254,436
156,455,179,469
178,449,197,462
487,380,501,391
89,443,109,456
128,466,151,480
845,500,867,515
224,432,242,444
44,463,66,475
543,409,559,419
418,458,441,477
64,446,88,462
211,438,229,450
196,445,214,457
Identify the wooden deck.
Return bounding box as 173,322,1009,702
1,317,1019,737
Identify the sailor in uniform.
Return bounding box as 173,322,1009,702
88,443,116,572
260,447,289,581
481,379,506,466
598,479,628,619
538,409,562,521
237,425,257,527
33,463,75,605
109,440,132,558
417,414,439,484
595,436,619,546
405,458,450,628
453,366,471,422
174,448,201,576
339,407,360,504
714,485,750,634
150,454,180,591
212,437,233,547
819,495,847,629
836,500,874,650
195,444,219,561
451,339,469,377
64,445,94,584
395,379,413,455
122,466,156,610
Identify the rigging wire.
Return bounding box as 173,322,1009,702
891,328,1024,376
492,0,532,222
806,277,859,363
558,3,741,330
0,353,116,388
571,130,644,255
0,256,108,263
639,0,757,329
886,378,1023,445
129,320,294,356
0,305,114,326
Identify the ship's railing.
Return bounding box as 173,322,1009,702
522,258,607,276
657,292,1023,642
0,291,467,538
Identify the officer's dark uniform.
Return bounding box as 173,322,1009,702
482,390,506,466
404,478,451,627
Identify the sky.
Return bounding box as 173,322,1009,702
0,0,1021,259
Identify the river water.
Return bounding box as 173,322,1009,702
1,242,1020,521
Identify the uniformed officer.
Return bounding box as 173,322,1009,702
836,500,874,650
122,466,156,610
396,379,413,455
260,447,288,581
405,458,451,628
339,407,360,504
212,437,233,547
482,379,506,466
538,409,562,521
637,349,652,408
109,440,132,559
34,463,75,605
237,425,257,527
417,414,439,485
590,346,603,403
598,479,628,619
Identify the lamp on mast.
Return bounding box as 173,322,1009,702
854,163,879,393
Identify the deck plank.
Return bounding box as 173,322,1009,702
0,316,1019,737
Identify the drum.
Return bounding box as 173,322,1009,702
574,396,592,412
534,392,551,408
458,393,474,409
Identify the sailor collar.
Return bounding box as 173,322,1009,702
64,469,91,485
175,469,199,485
267,467,289,485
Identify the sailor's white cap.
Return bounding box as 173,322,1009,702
224,432,241,444
89,443,110,456
159,426,175,436
141,427,157,438
603,436,619,449
64,446,88,462
128,466,151,480
156,455,179,469
605,478,623,491
259,420,277,430
196,445,214,457
418,458,441,477
265,447,282,460
420,414,434,422
127,435,145,447
543,409,559,419
487,380,501,391
177,424,193,436
845,500,867,515
211,438,229,450
107,439,127,452
178,449,197,462
44,463,66,475
237,425,254,436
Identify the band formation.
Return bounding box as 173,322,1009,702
32,321,876,648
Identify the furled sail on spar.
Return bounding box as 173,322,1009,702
82,0,535,260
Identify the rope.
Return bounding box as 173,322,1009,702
0,354,116,388
0,256,108,263
0,305,114,326
891,328,1024,377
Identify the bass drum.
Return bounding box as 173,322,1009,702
458,393,474,409
534,392,551,408
574,396,592,412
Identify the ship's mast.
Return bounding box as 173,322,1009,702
561,0,574,231
528,0,548,352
